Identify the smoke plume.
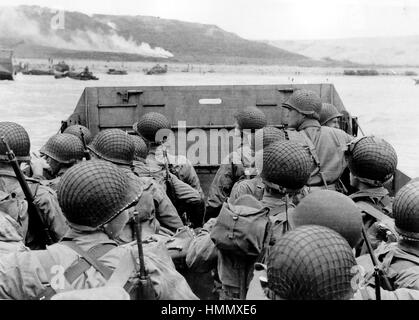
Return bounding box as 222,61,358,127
0,6,174,58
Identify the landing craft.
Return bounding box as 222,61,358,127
0,49,14,80
60,83,411,299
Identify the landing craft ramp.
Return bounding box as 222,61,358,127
64,83,411,196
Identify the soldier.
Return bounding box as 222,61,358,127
63,124,93,145
319,103,342,129
345,136,398,255
37,133,85,191
358,180,419,291
0,160,198,300
87,128,184,235
281,89,353,191
133,112,205,227
261,225,357,300
0,122,67,250
186,140,312,300
206,106,267,219
229,126,286,202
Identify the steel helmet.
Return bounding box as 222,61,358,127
234,106,267,130
282,89,322,120
393,181,419,240
260,140,312,191
57,160,139,228
130,135,149,160
319,103,342,125
347,136,397,185
252,126,287,152
0,122,31,162
133,112,171,143
40,133,84,164
88,129,135,165
266,225,356,300
64,125,93,145
291,190,363,248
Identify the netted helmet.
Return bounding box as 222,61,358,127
393,181,419,240
252,126,287,152
130,135,148,160
234,106,267,130
319,103,342,125
260,140,312,191
282,90,322,120
64,125,93,145
266,225,356,300
133,112,171,143
346,136,397,185
88,129,134,165
291,190,362,248
57,160,139,228
0,122,30,162
40,133,84,164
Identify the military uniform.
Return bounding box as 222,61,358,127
346,136,398,255
282,90,353,189
0,160,197,300
0,122,68,250
205,107,267,219
358,181,419,291
87,129,184,234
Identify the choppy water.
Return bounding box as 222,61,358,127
0,72,418,178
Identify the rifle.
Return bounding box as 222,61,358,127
361,226,393,300
1,136,53,248
133,210,156,300
162,148,177,206
79,128,91,160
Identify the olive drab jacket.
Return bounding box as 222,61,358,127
205,144,256,218
350,187,395,256
287,119,353,187
119,167,184,232
0,229,198,300
0,169,68,249
0,211,28,255
230,176,265,203
357,241,419,291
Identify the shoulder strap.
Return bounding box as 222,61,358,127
60,241,117,284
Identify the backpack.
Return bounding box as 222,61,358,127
210,196,271,257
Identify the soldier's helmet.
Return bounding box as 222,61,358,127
252,126,286,152
234,106,267,130
393,180,419,240
130,135,148,160
40,133,84,164
291,190,363,248
88,129,134,165
319,103,342,126
0,122,30,162
282,89,322,120
346,136,398,185
266,225,356,300
260,140,312,192
133,112,171,143
64,125,93,145
58,160,139,228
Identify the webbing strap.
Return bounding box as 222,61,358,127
60,241,116,284
355,201,396,235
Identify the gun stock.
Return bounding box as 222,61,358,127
0,136,53,248
133,211,156,300
362,226,393,299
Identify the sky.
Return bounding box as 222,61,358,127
2,0,419,40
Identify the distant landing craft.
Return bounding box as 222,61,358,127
413,78,419,85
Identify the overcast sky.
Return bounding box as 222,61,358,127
2,0,419,40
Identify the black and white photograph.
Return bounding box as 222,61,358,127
0,0,419,307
